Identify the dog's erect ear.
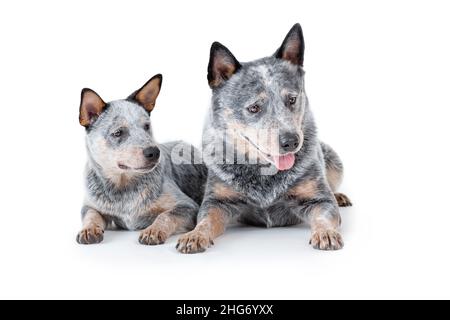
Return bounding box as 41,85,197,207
130,74,163,113
79,89,106,127
274,23,305,66
208,42,241,88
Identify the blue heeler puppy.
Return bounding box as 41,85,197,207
77,75,207,245
177,24,352,253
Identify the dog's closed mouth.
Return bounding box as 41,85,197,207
118,163,155,172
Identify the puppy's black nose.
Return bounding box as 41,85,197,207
280,133,300,152
143,146,160,161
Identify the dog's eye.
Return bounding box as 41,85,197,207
247,104,261,114
289,96,297,105
112,129,122,137
144,124,150,131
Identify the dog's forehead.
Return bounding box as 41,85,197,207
235,58,303,92
105,100,149,124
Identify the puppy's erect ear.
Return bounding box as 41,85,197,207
274,23,305,66
207,42,241,88
130,74,163,113
79,89,106,127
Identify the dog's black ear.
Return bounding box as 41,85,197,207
130,74,162,113
274,23,305,66
79,88,106,127
208,42,241,88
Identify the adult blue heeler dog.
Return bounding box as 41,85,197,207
77,75,207,245
177,23,352,253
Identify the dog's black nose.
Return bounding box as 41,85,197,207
143,146,160,160
280,133,300,152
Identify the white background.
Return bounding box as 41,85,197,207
0,0,449,300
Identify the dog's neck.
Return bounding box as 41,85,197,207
102,170,134,190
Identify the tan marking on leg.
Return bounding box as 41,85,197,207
310,206,341,229
309,206,343,251
148,194,177,215
77,209,106,245
200,208,227,238
326,166,342,192
213,183,241,200
83,209,106,228
177,208,227,254
139,213,188,246
287,179,318,200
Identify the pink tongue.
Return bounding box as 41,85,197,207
273,154,295,171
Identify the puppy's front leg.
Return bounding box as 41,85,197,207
306,201,343,250
76,207,107,245
139,206,196,246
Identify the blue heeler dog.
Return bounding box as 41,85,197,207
177,23,352,253
77,74,207,245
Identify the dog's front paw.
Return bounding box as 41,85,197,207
176,231,213,254
139,226,168,246
310,229,344,250
76,226,104,245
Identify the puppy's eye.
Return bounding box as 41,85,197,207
289,96,297,105
247,104,261,114
144,124,150,131
112,129,122,137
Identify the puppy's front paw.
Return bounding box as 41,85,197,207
76,226,104,245
139,226,168,246
176,231,213,254
310,229,344,250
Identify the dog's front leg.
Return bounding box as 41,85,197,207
139,205,197,246
176,207,229,254
304,200,343,250
177,180,245,254
76,207,107,245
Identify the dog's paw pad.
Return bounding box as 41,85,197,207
334,193,352,207
76,226,104,245
310,229,344,250
139,227,168,246
176,231,213,254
